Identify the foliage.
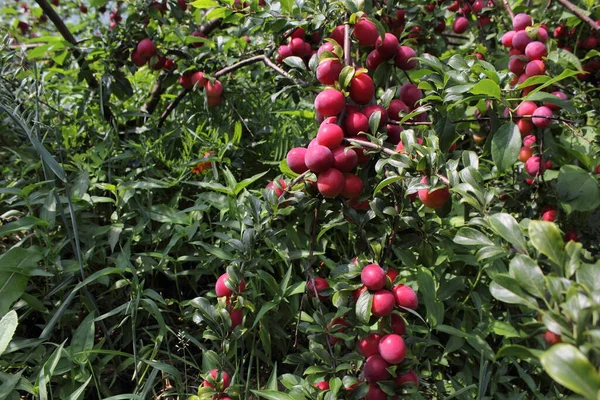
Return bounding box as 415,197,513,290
0,0,599,399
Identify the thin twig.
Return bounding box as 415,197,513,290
502,0,515,19
554,0,600,35
158,54,305,126
343,23,352,66
34,0,114,122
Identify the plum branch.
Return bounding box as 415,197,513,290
502,0,515,19
34,0,114,122
158,54,306,127
141,18,222,115
554,0,600,35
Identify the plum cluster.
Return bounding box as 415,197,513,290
308,262,420,399
276,27,321,65
501,13,569,180
178,71,224,107
446,0,495,34
553,21,600,84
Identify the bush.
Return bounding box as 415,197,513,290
0,0,599,399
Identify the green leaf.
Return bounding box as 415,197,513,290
417,268,444,326
496,344,542,360
0,247,44,316
470,79,501,99
454,227,494,247
234,171,268,195
190,0,219,8
251,390,295,400
280,0,293,13
64,375,91,400
491,122,520,171
557,165,600,212
435,117,456,153
0,311,18,356
338,66,355,90
0,370,23,398
355,289,372,324
528,221,565,266
69,312,96,364
489,275,538,308
488,213,528,254
373,176,403,196
540,344,600,399
283,56,306,71
509,255,545,298
194,242,234,261
0,216,47,237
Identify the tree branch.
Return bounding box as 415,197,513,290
158,54,305,126
502,0,515,19
554,0,600,35
34,0,114,122
141,72,169,114
343,23,352,66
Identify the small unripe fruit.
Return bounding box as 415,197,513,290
362,104,388,128
518,146,534,163
564,231,579,242
314,381,330,390
512,30,533,52
372,289,395,317
206,80,223,97
516,101,537,119
418,177,450,209
453,17,469,34
136,38,156,59
307,277,329,298
501,30,516,47
341,173,363,199
390,313,406,335
204,369,231,389
399,83,422,108
216,273,246,298
316,59,343,85
305,145,333,173
343,112,369,136
317,168,345,198
332,147,358,172
393,284,418,310
517,119,534,135
525,155,545,176
314,89,345,117
512,13,532,31
525,41,547,60
317,123,344,149
375,33,400,58
366,384,387,400
542,330,561,346
357,333,381,358
363,355,390,382
396,370,419,386
531,106,553,128
353,18,379,46
350,74,375,105
388,99,409,121
230,308,243,328
395,46,418,70
366,49,386,71
378,334,406,364
525,60,545,76
361,264,386,290
191,71,207,88
286,147,309,174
